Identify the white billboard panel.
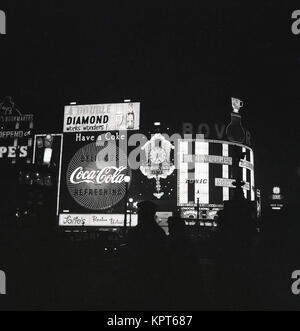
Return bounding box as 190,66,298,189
183,154,232,165
59,213,138,227
63,102,140,133
195,141,209,204
215,178,250,190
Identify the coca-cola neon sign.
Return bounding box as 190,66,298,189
70,166,127,185
66,141,130,210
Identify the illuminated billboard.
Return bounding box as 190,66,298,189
0,97,34,164
63,102,140,133
140,133,175,199
57,132,137,227
177,138,255,208
59,213,138,227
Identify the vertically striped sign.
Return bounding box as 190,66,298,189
177,139,255,208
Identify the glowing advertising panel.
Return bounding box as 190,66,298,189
177,139,255,208
195,141,209,204
58,132,137,227
222,144,229,201
215,178,250,190
140,133,175,199
59,213,138,227
63,102,140,133
33,134,63,167
269,186,284,210
178,140,189,205
0,97,34,164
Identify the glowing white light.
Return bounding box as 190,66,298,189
195,141,209,204
70,102,77,105
222,144,229,201
154,122,161,126
43,148,53,165
178,140,189,205
242,147,247,199
124,99,131,103
250,150,255,201
129,198,134,203
272,207,281,210
273,187,281,194
124,176,131,183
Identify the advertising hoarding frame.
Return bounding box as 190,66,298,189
58,101,141,228
57,132,136,228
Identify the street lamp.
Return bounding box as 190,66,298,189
123,175,131,231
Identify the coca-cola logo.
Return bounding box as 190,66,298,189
66,141,130,210
70,166,127,185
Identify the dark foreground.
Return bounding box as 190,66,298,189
1,215,300,311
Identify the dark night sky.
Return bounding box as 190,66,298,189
1,1,300,205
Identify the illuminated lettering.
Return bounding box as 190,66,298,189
0,146,28,158
70,166,127,185
66,115,109,126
